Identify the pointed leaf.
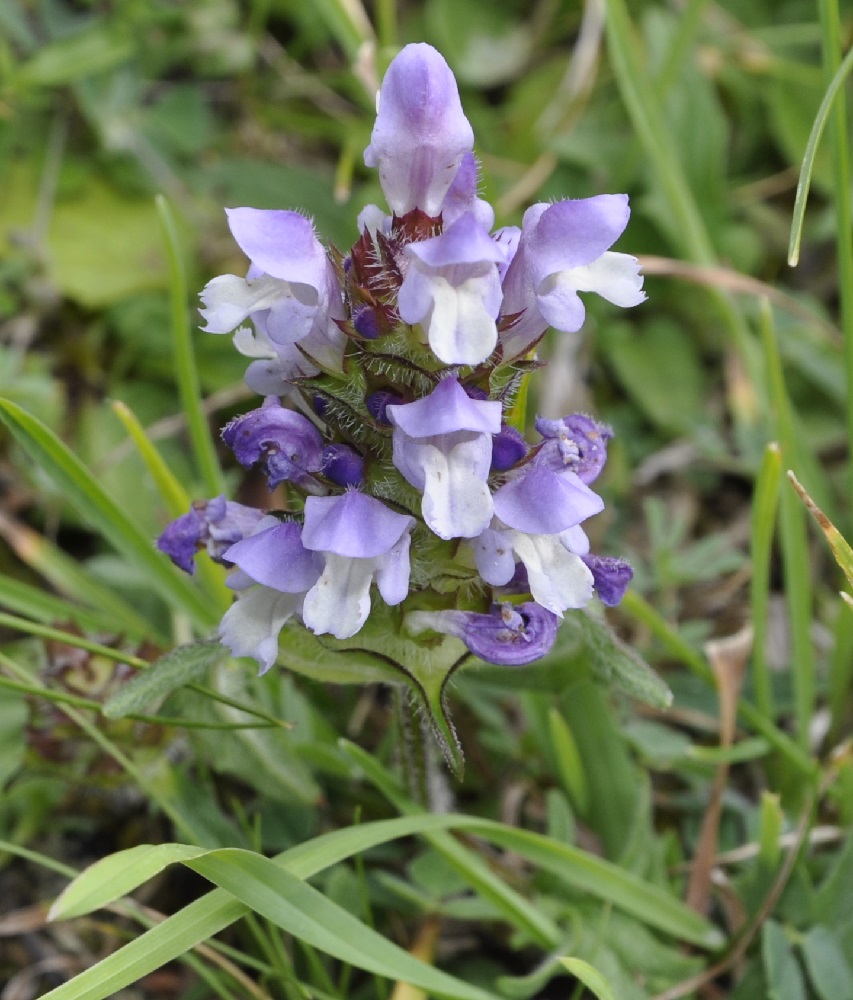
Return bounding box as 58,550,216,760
102,642,228,719
559,958,618,1000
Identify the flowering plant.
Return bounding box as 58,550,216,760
157,43,645,772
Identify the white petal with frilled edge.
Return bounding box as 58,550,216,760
302,554,375,639
199,274,289,334
563,252,646,308
509,531,594,615
219,587,304,674
418,436,495,540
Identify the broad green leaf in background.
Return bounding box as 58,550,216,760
763,919,807,1000
800,926,853,1000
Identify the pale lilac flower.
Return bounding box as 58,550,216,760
219,520,324,672
398,212,505,365
492,465,604,535
500,196,645,359
471,523,594,616
219,589,307,674
222,396,324,491
200,209,343,347
534,413,612,484
406,601,558,665
157,496,264,574
300,491,415,640
440,153,495,230
387,377,501,539
364,43,474,216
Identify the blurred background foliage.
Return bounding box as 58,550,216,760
2,1,853,998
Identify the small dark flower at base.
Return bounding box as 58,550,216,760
407,601,558,666
366,389,405,425
352,305,381,339
491,424,528,471
321,444,365,487
157,496,265,574
582,554,633,606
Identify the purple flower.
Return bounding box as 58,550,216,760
500,196,645,359
398,212,505,365
534,413,613,484
440,153,495,231
364,43,474,217
582,554,633,606
232,311,345,395
219,519,324,672
471,523,594,615
366,389,405,425
219,588,307,674
406,602,558,666
493,465,604,535
387,377,501,539
157,496,265,574
491,424,528,471
223,520,323,594
222,396,324,490
300,491,415,639
321,444,365,488
200,209,343,347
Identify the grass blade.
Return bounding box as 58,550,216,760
341,741,725,949
0,398,216,631
154,195,226,500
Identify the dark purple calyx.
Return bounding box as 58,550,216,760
366,388,405,425
321,444,365,487
491,424,528,471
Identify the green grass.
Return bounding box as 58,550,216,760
1,1,853,998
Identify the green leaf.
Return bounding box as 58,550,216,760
801,926,853,1000
102,642,228,719
188,851,496,1000
561,612,672,710
763,920,807,1000
14,22,133,86
49,844,211,921
279,606,468,778
0,687,27,789
559,958,618,1000
547,708,590,814
0,399,215,631
602,320,705,434
342,741,724,950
